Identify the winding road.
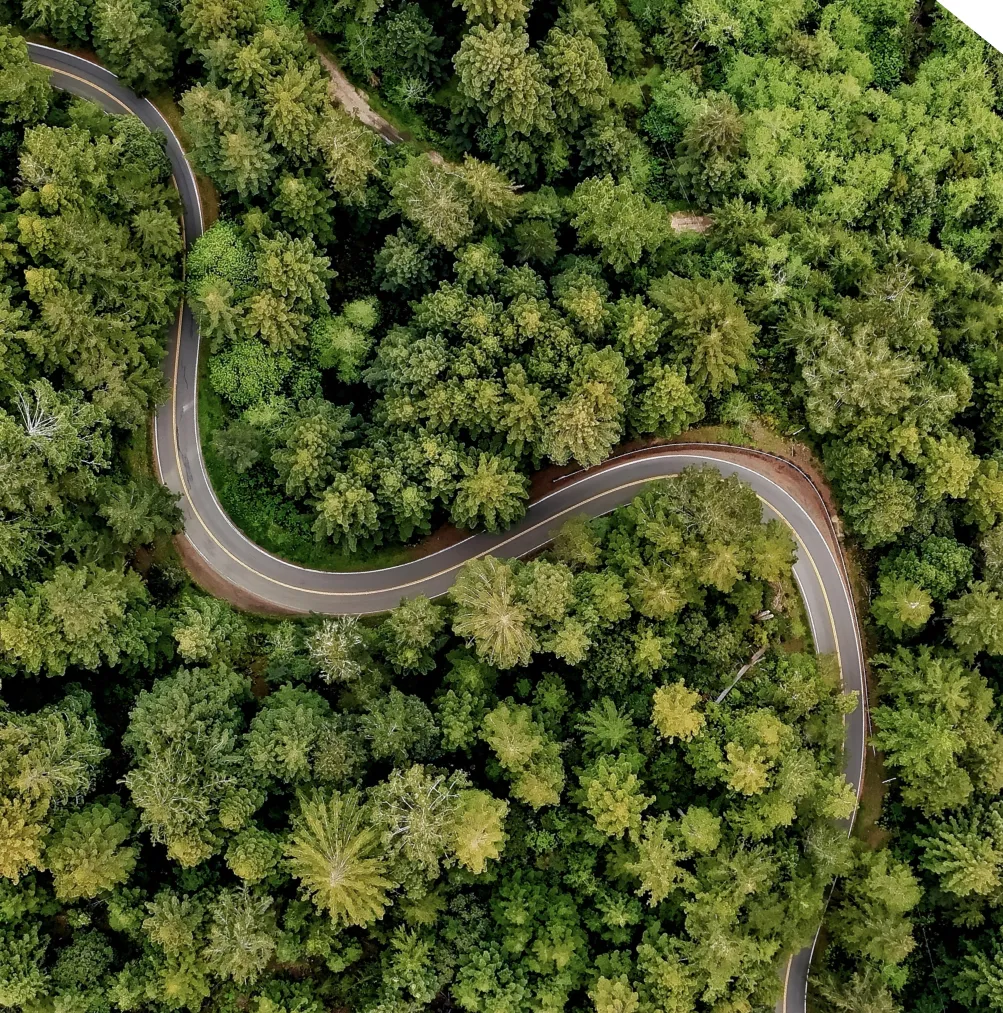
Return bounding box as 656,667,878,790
27,43,867,1013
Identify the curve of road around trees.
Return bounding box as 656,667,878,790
28,43,867,1013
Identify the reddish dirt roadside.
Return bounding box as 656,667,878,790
173,536,301,616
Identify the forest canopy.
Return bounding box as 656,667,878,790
5,1,1003,1011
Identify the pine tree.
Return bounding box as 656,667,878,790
0,29,50,126
567,177,670,272
648,275,757,396
201,888,276,985
921,804,1003,898
92,0,174,91
379,596,446,674
245,684,332,784
173,594,247,663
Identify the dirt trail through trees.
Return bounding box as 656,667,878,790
311,40,405,145
310,41,718,236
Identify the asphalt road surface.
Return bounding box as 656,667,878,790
28,43,867,1013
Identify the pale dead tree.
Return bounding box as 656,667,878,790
377,771,462,843
16,150,55,191
16,387,61,442
309,616,366,684
864,259,915,304
394,75,431,109
122,730,241,843
13,711,107,806
15,384,101,469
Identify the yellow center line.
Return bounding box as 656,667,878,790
44,64,131,113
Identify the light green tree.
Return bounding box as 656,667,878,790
261,63,327,161
580,755,653,839
360,688,438,766
43,801,137,901
391,155,476,250
459,155,523,228
96,476,181,547
225,827,283,883
947,582,1003,658
0,922,48,1007
272,401,354,498
311,299,378,381
450,557,538,669
628,816,693,905
273,173,336,242
370,764,465,882
812,969,902,1013
871,575,933,637
590,976,640,1013
451,453,529,532
870,646,1003,814
567,176,670,272
123,666,259,866
180,0,263,53
173,594,247,663
967,459,1003,532
629,362,704,437
918,432,979,502
481,700,565,808
21,0,91,44
829,850,921,968
181,84,277,198
0,28,50,126
0,689,108,881
450,789,508,874
453,0,528,25
721,742,771,796
680,806,722,854
285,790,391,926
0,564,156,678
611,295,665,361
961,945,1003,1013
542,27,611,130
317,105,382,200
651,682,705,742
544,386,623,468
481,700,544,770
